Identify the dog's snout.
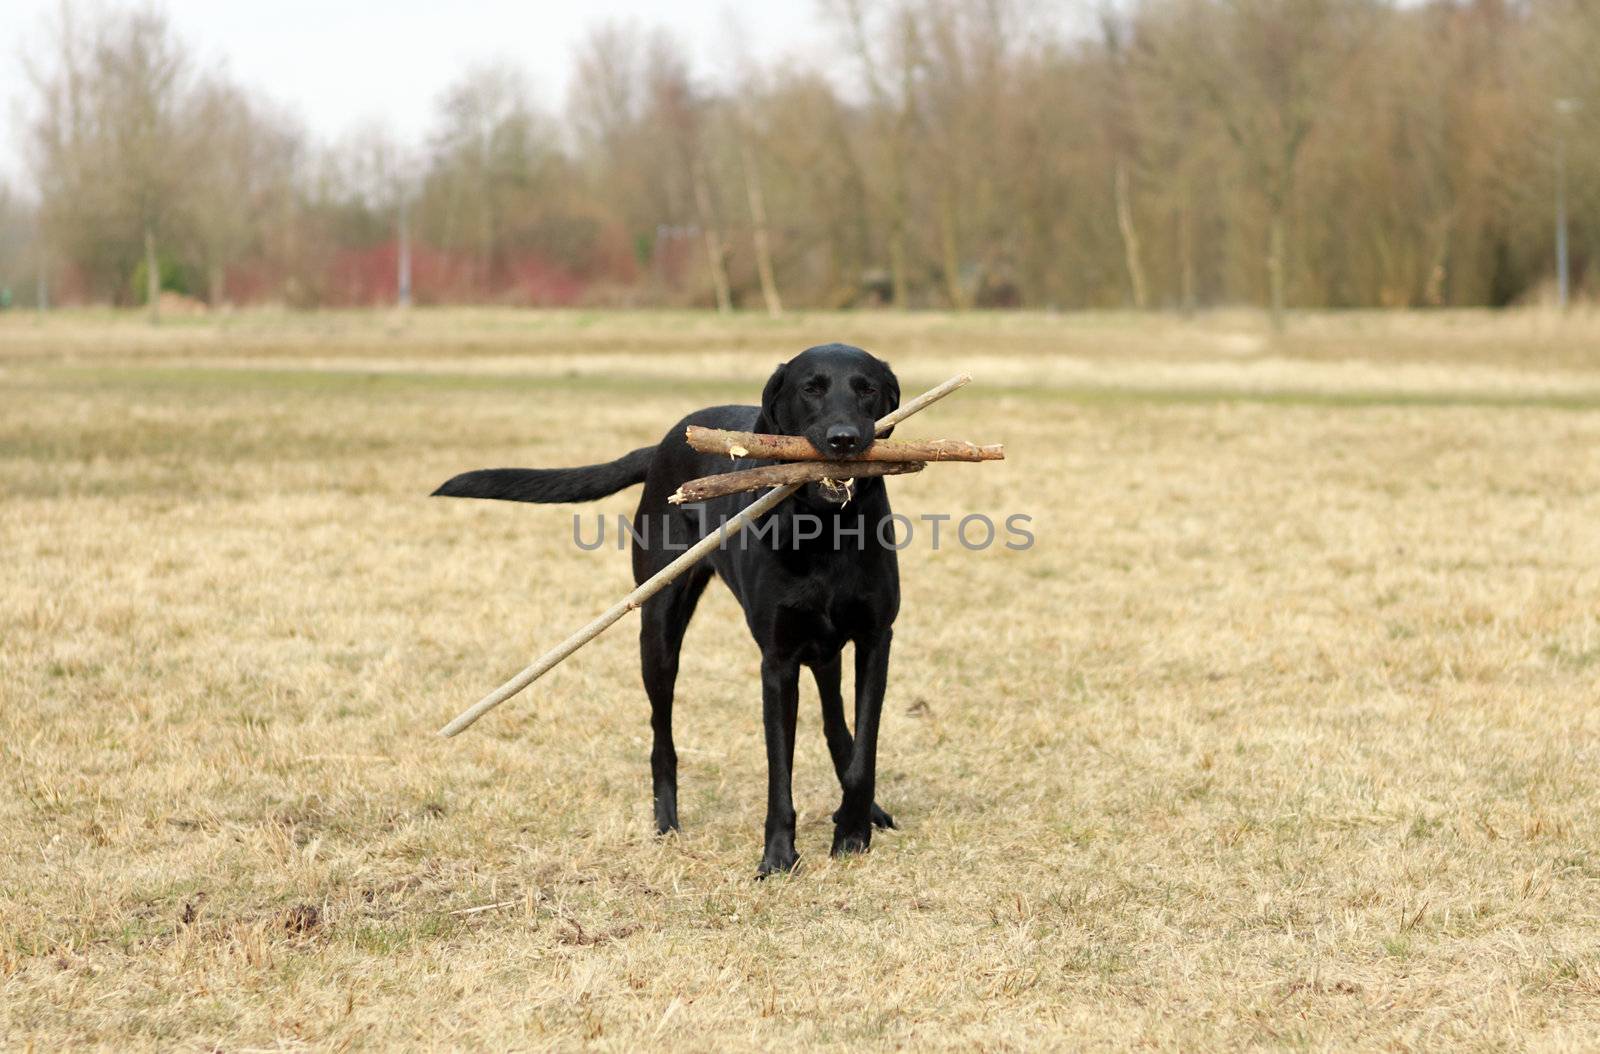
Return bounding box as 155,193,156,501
825,425,861,454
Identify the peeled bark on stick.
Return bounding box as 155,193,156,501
436,373,973,737
685,426,1002,463
669,460,924,505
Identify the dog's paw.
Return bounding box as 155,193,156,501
830,826,872,857
832,803,896,830
756,844,799,879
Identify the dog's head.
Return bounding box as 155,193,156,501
755,343,900,505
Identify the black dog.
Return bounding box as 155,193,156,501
434,344,903,875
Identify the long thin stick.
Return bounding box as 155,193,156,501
438,373,971,738
669,460,924,505
685,426,1003,463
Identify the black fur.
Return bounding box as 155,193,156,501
434,343,904,876
432,447,653,504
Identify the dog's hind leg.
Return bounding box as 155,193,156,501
832,628,893,857
639,566,712,835
813,654,896,831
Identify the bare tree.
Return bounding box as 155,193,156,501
187,79,299,307
27,5,197,319
642,34,732,310
332,123,418,305
1099,9,1150,308
750,71,875,306
739,137,783,316
723,37,785,317
1179,0,1372,327
0,183,42,307
12,0,1593,313
569,22,652,234
568,24,731,306
425,62,557,285
829,0,920,308
691,156,733,312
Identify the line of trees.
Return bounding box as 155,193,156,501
2,0,1596,320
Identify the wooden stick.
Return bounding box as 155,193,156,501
437,373,972,737
669,460,924,504
685,426,1003,463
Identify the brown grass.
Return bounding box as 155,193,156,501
3,308,1600,1050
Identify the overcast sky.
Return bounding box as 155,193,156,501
1,0,831,189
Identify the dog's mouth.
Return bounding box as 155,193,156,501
815,476,856,505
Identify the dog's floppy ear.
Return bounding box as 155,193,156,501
754,362,788,434
876,362,901,438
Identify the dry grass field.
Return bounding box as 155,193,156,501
4,308,1600,1050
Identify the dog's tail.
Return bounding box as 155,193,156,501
432,446,654,504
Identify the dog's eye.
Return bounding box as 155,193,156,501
802,379,828,396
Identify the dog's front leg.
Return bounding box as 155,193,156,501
833,628,893,856
757,653,801,877
816,655,896,831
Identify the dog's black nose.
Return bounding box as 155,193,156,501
826,425,861,454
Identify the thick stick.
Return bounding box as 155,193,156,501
669,460,924,504
437,373,972,737
685,426,1002,463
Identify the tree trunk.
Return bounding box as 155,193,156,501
1266,206,1287,331
939,190,968,310
144,222,161,325
1423,215,1452,307
1114,161,1149,310
692,160,732,314
886,131,910,309
479,209,494,295
1178,180,1197,316
208,261,225,309
740,140,782,318
888,229,909,309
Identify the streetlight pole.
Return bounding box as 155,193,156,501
1555,98,1579,310
33,220,49,311
398,191,412,310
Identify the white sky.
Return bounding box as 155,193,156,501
0,0,831,191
